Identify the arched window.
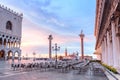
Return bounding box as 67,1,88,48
6,21,12,30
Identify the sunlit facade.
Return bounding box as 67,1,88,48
0,4,23,60
94,0,120,69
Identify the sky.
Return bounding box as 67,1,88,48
0,0,96,58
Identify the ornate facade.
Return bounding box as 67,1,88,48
0,4,23,61
95,0,120,69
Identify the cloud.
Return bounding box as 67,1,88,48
23,0,51,7
1,0,96,57
47,17,66,27
21,18,49,54
21,18,68,55
22,19,48,46
21,18,95,56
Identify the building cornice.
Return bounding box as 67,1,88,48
0,4,23,18
95,0,120,49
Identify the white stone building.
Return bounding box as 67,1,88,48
94,0,120,70
0,4,23,61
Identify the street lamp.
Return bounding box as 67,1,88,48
26,53,28,60
52,43,60,68
33,52,36,61
39,54,41,59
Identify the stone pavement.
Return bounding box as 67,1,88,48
0,61,109,80
0,70,108,80
105,68,120,80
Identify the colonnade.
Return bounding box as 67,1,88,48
101,15,120,68
0,32,21,61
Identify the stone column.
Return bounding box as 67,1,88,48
106,38,108,65
4,50,7,61
48,35,53,59
16,41,19,48
15,41,17,48
104,37,107,64
12,53,15,64
116,16,120,68
19,41,21,48
18,51,21,64
2,38,4,48
0,36,1,48
118,38,120,68
14,41,16,48
107,31,110,65
65,48,67,57
6,39,8,48
16,42,18,48
11,41,13,48
110,42,114,66
12,41,14,48
79,30,85,60
109,29,114,66
9,41,10,48
101,42,104,62
102,40,106,63
9,41,11,48
111,20,119,68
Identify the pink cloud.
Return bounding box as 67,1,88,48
21,18,95,57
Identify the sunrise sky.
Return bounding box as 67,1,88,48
0,0,96,58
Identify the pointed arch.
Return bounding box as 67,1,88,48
7,50,13,60
4,38,6,47
14,50,20,59
0,50,5,60
6,21,12,30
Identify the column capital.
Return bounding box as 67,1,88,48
111,14,116,22
111,12,120,22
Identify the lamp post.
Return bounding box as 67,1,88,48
39,54,41,59
76,51,79,60
52,43,60,68
26,53,28,60
33,52,36,61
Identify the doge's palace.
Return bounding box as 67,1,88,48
0,4,23,61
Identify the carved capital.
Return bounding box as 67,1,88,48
111,14,116,22
111,12,120,22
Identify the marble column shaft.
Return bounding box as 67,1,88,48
104,37,108,64
106,31,110,65
101,42,105,62
111,21,119,68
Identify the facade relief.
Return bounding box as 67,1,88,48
0,4,23,61
95,0,120,69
